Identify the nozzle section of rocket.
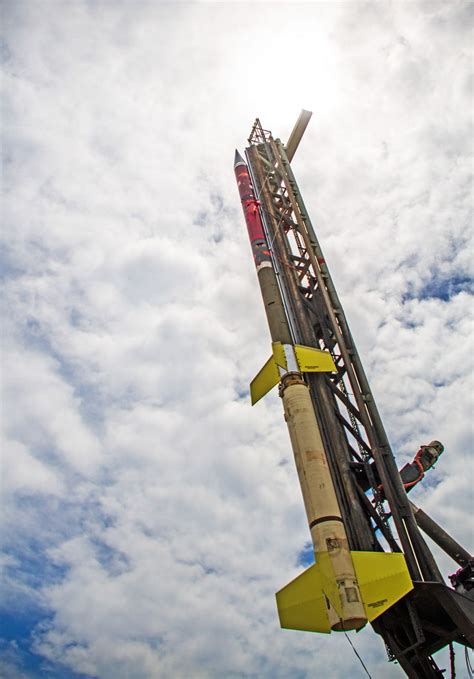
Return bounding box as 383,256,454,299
234,148,413,635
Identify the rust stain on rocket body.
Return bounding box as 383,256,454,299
305,449,326,463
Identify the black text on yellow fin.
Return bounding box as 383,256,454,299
351,552,414,621
276,551,413,633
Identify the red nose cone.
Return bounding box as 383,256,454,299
234,149,246,168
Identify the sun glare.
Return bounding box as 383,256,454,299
231,17,342,135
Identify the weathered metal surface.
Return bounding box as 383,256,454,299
280,375,367,631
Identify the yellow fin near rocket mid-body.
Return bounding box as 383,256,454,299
250,342,336,405
276,551,413,634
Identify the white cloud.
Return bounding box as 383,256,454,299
2,346,101,475
1,1,472,678
1,438,64,496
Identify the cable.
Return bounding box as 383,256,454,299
344,632,372,678
253,163,273,203
449,643,455,678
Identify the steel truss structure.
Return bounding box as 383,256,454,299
244,116,473,678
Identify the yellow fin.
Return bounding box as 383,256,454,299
250,355,280,405
275,563,331,633
250,343,335,405
351,551,414,621
271,342,287,370
294,344,336,373
317,551,343,618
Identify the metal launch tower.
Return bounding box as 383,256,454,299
234,112,473,678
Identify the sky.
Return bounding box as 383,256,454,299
1,1,473,678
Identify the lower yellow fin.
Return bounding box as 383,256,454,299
276,563,331,633
275,551,413,635
351,551,413,621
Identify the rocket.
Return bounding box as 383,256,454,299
234,150,413,634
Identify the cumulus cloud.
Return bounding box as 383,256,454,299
1,1,472,678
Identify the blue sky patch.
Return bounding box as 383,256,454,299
297,542,314,568
403,274,473,303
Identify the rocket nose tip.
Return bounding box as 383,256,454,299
234,149,245,167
